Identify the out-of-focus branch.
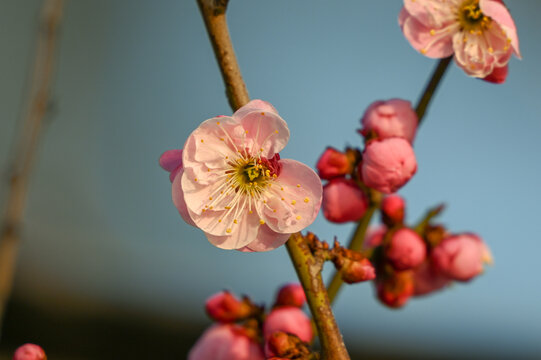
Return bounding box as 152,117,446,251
415,56,452,124
196,0,250,111
0,0,65,329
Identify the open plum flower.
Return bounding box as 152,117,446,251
399,0,521,81
160,100,322,252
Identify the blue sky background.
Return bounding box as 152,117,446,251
1,0,540,357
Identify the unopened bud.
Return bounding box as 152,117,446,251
381,195,405,226
205,291,253,323
333,247,376,283
376,270,414,308
385,228,426,271
322,178,368,223
275,283,306,308
263,307,313,343
316,147,353,179
13,344,46,360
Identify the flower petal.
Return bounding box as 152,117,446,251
202,210,261,250
232,99,279,120
402,16,454,58
239,111,290,159
242,225,291,252
480,0,521,58
259,159,322,234
159,149,183,172
172,169,196,226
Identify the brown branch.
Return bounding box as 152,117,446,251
0,0,65,328
196,2,349,358
197,0,250,110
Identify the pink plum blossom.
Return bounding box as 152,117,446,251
274,283,306,308
386,228,427,271
360,99,418,143
431,233,492,281
316,147,352,180
263,307,313,344
161,100,322,251
188,324,264,360
322,178,368,223
13,344,46,360
360,138,417,194
399,0,521,80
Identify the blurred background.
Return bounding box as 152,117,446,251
1,0,540,359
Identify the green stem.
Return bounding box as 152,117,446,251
286,234,350,360
327,202,379,304
415,56,453,124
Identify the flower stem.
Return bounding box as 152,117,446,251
326,201,379,304
196,0,250,111
196,2,349,358
286,234,350,360
0,0,65,331
415,56,453,124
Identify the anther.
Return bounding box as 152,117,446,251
304,197,309,203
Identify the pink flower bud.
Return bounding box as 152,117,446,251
381,195,405,225
189,324,264,360
205,291,252,323
263,307,313,343
322,178,368,223
385,228,426,271
431,234,492,282
332,247,376,284
275,283,306,308
360,138,417,194
264,331,311,358
364,226,387,248
413,261,451,296
13,344,46,360
360,99,418,143
376,271,414,308
316,147,352,180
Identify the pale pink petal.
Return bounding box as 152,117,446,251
169,167,181,183
402,16,455,58
159,149,183,172
242,225,291,252
232,99,279,120
172,169,196,226
398,7,409,28
202,209,260,250
452,31,494,78
181,166,234,215
480,0,521,57
403,0,454,28
239,111,290,159
258,160,322,234
183,116,243,170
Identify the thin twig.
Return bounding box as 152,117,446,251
0,0,65,329
415,56,453,124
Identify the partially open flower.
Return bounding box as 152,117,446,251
431,233,492,281
13,344,46,360
360,138,417,194
162,100,323,251
316,147,352,180
399,0,521,81
360,99,418,143
188,324,264,360
322,178,368,223
385,228,426,271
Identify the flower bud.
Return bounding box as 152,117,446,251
360,138,417,194
413,260,450,296
360,99,418,143
385,228,426,271
13,344,46,360
205,291,252,323
376,271,414,308
264,331,311,359
364,226,386,248
159,149,183,183
333,247,376,283
188,324,264,360
316,147,352,180
322,178,368,223
263,307,313,343
275,283,306,308
431,234,492,282
381,195,405,226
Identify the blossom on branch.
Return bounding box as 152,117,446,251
160,100,322,251
399,0,521,81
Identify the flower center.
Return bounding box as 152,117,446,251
457,0,491,33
